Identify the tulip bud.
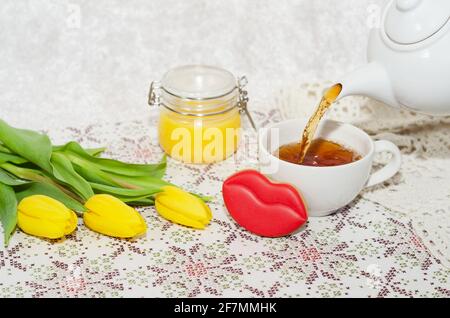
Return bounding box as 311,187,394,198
17,195,78,239
155,186,212,229
83,194,147,238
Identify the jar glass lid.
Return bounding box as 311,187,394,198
161,65,237,99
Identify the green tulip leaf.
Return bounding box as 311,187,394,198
116,195,155,205
191,193,214,202
0,183,18,246
90,182,163,197
126,198,155,206
73,159,170,189
0,163,56,185
53,144,106,158
84,147,107,157
0,152,28,165
152,154,167,179
72,163,114,186
0,144,12,153
58,141,166,177
0,168,30,186
50,152,94,201
0,119,53,172
14,182,86,212
0,145,28,164
105,173,171,190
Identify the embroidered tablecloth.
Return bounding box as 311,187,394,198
0,108,449,298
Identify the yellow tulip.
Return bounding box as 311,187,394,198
83,194,147,238
17,195,78,239
155,186,212,229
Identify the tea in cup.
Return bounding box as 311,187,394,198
258,119,402,217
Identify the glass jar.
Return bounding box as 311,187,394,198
149,65,255,164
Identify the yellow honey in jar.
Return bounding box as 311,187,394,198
150,65,252,164
158,105,241,164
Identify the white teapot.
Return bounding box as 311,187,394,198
338,0,450,115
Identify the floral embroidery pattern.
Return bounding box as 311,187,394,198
0,111,448,298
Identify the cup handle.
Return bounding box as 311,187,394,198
366,140,402,188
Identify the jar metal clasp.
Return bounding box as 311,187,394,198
148,81,161,107
237,76,256,131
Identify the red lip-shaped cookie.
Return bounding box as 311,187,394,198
222,170,308,237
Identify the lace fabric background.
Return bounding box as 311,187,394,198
276,82,450,268
1,109,449,298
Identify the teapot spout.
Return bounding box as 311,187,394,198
336,62,400,108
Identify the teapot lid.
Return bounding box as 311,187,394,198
384,0,450,45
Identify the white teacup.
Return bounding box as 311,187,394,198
258,119,402,217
